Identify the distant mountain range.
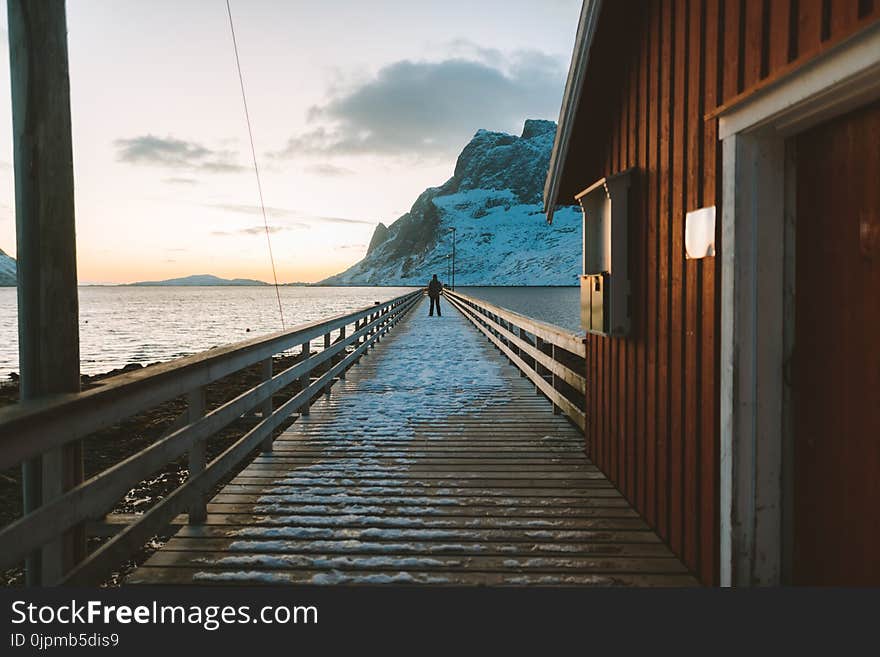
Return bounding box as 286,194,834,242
0,248,16,286
127,274,268,287
321,119,581,286
0,261,311,288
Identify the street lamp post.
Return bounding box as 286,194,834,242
449,227,456,290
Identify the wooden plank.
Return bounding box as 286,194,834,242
210,492,636,509
159,513,650,532
768,0,793,73
684,0,704,571
154,535,674,557
743,0,766,89
144,551,689,575
624,30,639,506
830,0,861,39
656,0,673,539
722,0,743,101
668,0,688,558
645,0,661,529
203,503,642,519
702,0,721,586
798,0,825,55
128,566,698,587
636,3,651,515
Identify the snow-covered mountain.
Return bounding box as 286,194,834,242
0,248,16,287
321,120,581,286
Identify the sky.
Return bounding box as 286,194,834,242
0,0,581,284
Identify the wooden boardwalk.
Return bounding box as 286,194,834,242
130,297,697,586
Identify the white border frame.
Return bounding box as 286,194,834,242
718,22,880,586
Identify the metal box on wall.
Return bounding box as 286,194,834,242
576,170,632,337
580,273,606,333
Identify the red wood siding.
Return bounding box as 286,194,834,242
792,101,880,585
557,0,880,585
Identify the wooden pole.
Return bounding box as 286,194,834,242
186,387,207,523
8,0,83,585
451,228,456,290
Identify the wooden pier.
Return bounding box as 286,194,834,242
129,294,695,586
0,289,695,586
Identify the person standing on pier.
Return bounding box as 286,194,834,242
428,274,442,317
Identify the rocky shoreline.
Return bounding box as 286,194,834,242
0,348,335,587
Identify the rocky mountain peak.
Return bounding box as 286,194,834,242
366,222,390,255
445,119,557,204
321,119,581,287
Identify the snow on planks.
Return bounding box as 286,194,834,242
129,297,697,586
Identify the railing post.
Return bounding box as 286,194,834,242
367,313,376,348
517,328,528,377
338,326,347,379
187,387,207,523
260,358,273,452
299,341,311,415
535,337,547,396
551,345,561,415
322,333,333,396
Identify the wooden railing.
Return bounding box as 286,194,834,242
444,289,587,432
0,289,423,585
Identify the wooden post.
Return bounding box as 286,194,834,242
535,337,547,396
9,0,83,586
299,341,310,415
187,387,207,523
322,333,332,395
338,326,347,380
551,345,561,415
260,358,273,452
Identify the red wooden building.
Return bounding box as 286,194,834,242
545,0,880,585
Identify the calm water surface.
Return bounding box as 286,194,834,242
458,286,580,333
0,285,580,379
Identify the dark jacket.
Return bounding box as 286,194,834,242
428,279,442,298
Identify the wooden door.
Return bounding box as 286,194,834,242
792,101,880,585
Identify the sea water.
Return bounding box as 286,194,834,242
0,285,580,380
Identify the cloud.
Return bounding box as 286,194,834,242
163,177,199,185
211,225,295,237
337,243,367,250
272,47,565,160
304,163,355,177
208,203,374,226
209,204,305,220
315,216,376,226
115,135,244,173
